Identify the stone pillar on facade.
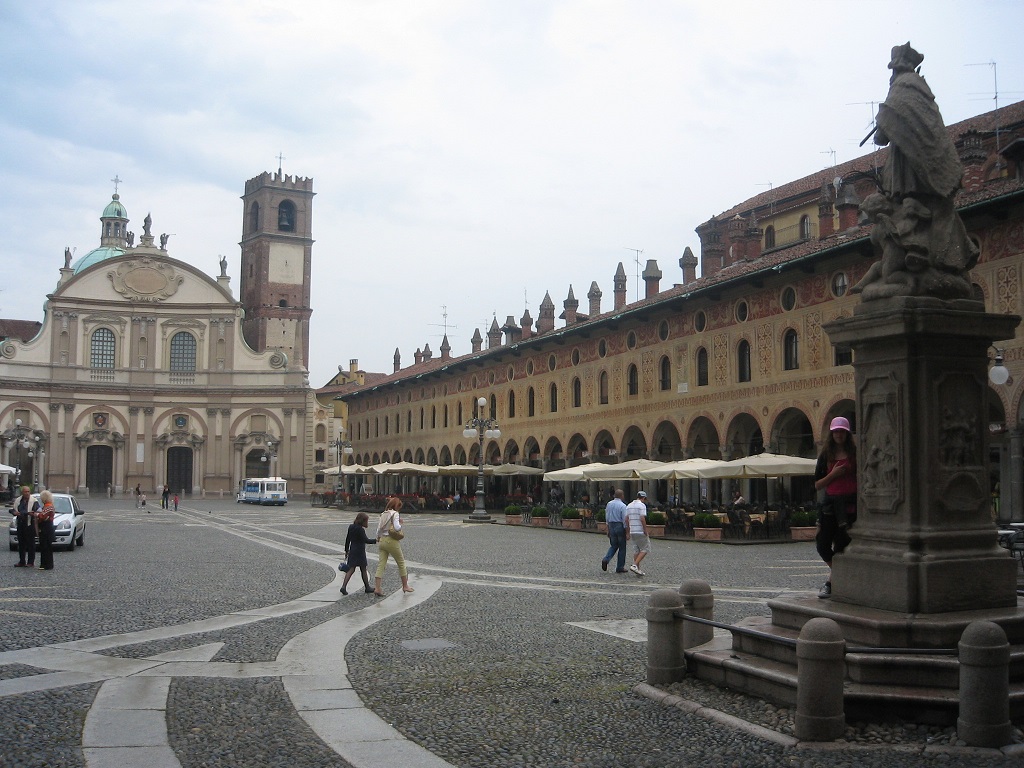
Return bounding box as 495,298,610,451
824,299,1020,614
1008,427,1024,524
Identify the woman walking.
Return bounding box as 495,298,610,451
374,497,414,596
35,490,56,571
340,511,376,595
814,416,857,598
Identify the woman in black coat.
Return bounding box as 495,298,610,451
340,511,376,595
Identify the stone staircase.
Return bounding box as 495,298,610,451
684,591,1024,724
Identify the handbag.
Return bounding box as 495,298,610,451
338,561,350,572
387,512,405,541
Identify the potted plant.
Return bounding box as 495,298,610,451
561,505,582,530
504,504,522,526
692,512,723,541
531,505,550,527
789,508,818,541
646,510,666,538
595,507,608,534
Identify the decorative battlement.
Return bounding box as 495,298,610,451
244,171,315,194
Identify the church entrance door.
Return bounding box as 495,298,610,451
167,447,193,496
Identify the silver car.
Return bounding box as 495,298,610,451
8,493,86,552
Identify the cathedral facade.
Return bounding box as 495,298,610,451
0,171,325,498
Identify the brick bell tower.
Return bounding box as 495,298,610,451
239,169,315,369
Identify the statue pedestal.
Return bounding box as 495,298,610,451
824,298,1019,614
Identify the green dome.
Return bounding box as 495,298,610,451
103,193,127,219
72,246,126,274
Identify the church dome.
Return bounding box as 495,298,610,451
72,245,126,274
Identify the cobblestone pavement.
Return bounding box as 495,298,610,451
0,497,1020,767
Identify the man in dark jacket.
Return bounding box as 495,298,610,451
11,486,39,567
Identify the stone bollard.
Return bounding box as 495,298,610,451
796,617,846,741
958,620,1012,748
678,579,714,650
646,589,686,684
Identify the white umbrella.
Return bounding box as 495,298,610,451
437,463,492,476
368,461,438,475
638,457,727,480
581,458,665,481
543,465,588,481
489,464,546,476
699,452,818,479
0,463,15,474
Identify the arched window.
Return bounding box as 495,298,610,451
528,387,536,417
508,390,516,418
599,371,609,405
374,417,379,437
549,383,558,413
784,329,799,370
572,377,582,408
407,410,412,432
738,340,751,383
490,394,497,419
443,404,449,428
697,347,709,387
90,328,115,369
457,402,463,425
626,364,639,396
277,200,296,232
659,356,671,391
799,214,811,240
764,225,776,249
420,408,424,430
169,331,197,372
248,201,260,233
431,406,436,429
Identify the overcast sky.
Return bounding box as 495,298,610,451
2,1,1022,387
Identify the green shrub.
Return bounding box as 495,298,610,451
647,511,666,525
693,512,722,528
504,505,521,515
595,508,606,523
532,506,549,517
790,508,818,527
560,506,580,519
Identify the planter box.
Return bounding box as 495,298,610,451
790,526,817,541
693,527,723,541
532,517,549,527
562,518,582,530
597,522,608,534
646,524,665,538
504,515,522,526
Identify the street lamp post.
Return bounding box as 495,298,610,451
261,440,278,477
332,433,353,495
463,396,500,523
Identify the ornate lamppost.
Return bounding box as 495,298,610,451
332,432,353,494
462,396,500,523
261,440,277,478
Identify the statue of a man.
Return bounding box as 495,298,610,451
219,255,228,277
160,233,169,249
853,43,978,301
64,246,72,269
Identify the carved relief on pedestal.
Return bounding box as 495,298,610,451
935,373,982,468
859,373,902,514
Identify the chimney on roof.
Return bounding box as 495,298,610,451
642,260,662,298
440,334,451,360
413,347,422,365
471,328,483,353
561,285,579,325
537,292,555,334
613,263,627,309
959,129,988,193
502,315,522,344
836,183,861,230
394,348,401,373
422,343,433,361
520,307,533,340
349,358,359,374
679,247,698,284
487,317,502,348
744,215,762,261
588,281,602,316
818,180,836,239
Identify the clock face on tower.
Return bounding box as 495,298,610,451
174,414,188,429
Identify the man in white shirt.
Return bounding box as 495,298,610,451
625,490,650,576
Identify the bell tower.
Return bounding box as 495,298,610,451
239,170,315,368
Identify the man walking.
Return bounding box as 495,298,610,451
601,488,629,573
11,486,39,567
625,490,651,577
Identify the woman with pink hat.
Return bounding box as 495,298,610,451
813,416,857,598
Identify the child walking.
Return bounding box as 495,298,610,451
340,511,376,595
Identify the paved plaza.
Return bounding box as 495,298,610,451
0,497,1020,767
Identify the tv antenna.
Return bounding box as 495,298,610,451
428,304,457,339
966,61,1003,155
756,182,774,217
625,247,643,302
821,148,836,167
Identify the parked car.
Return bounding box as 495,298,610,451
8,493,86,552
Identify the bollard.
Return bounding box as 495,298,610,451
678,579,714,650
646,589,686,684
958,620,1012,748
796,617,846,741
